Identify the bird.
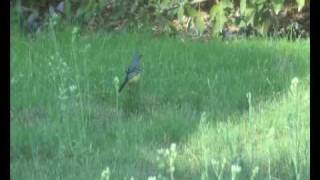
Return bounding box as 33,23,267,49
118,53,142,93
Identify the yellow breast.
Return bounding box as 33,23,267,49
127,74,140,84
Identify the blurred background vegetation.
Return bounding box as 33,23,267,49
11,0,309,40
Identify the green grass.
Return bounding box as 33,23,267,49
11,25,309,180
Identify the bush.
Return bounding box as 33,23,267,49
11,0,309,39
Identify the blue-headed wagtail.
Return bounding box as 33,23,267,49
118,53,142,93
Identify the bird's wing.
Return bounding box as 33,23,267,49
128,57,140,72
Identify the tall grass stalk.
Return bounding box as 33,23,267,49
114,76,119,112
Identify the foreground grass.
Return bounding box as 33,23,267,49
10,26,309,179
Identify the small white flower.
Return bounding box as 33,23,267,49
170,143,176,152
147,176,156,180
211,159,219,166
252,166,259,176
231,164,241,173
58,87,68,100
113,76,119,85
246,92,252,101
72,27,79,35
100,167,110,180
59,87,67,94
49,13,59,26
69,85,77,92
113,76,119,91
290,77,299,92
169,166,175,173
72,27,80,43
222,158,226,164
291,77,299,85
52,13,58,19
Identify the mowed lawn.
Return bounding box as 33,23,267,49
10,27,309,179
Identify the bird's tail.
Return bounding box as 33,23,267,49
118,79,128,93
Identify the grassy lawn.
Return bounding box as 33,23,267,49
10,25,309,179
